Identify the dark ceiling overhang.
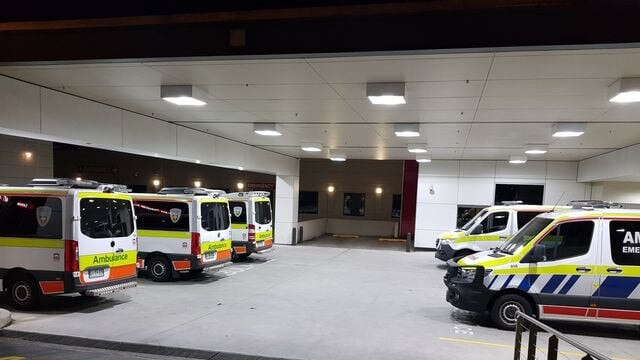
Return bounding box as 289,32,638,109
1,0,639,63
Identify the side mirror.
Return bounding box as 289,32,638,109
529,244,546,263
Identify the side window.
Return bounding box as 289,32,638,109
134,201,190,232
0,195,63,239
229,201,247,224
537,221,594,262
517,211,541,229
609,221,640,266
475,211,509,234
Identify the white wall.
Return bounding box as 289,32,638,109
0,134,53,185
590,182,640,204
299,218,327,241
414,160,591,248
326,218,397,237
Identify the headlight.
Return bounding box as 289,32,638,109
457,267,477,282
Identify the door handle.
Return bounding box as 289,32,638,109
576,267,592,273
606,267,623,274
115,248,124,253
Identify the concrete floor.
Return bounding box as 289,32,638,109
301,234,406,251
2,246,639,360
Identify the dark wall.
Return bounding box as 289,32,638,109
53,143,275,194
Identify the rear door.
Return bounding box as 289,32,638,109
596,219,640,322
76,193,137,284
198,199,232,262
229,201,248,242
253,198,273,247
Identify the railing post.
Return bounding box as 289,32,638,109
548,335,559,360
527,323,538,360
291,227,297,246
298,226,304,244
514,316,524,360
405,232,413,252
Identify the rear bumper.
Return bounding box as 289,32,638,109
255,239,274,254
74,275,138,296
232,240,256,255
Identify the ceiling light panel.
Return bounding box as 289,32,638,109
301,142,323,152
552,123,585,138
407,143,428,153
367,82,406,105
416,154,432,163
524,144,548,155
161,85,207,106
329,149,347,161
394,123,420,137
254,123,282,136
609,77,640,103
509,155,527,164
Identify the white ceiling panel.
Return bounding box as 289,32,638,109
595,104,640,121
207,84,340,100
61,86,160,101
149,62,323,85
465,123,553,148
331,80,484,99
227,99,352,112
348,97,478,113
356,110,475,123
478,95,611,110
370,123,470,147
254,111,363,123
475,108,607,122
483,79,614,97
549,123,640,149
308,56,493,83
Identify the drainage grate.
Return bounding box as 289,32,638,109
0,329,294,360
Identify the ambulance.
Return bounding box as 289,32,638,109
444,205,640,330
226,192,274,261
131,187,232,281
435,204,568,261
0,179,137,310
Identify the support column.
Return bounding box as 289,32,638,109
274,174,299,245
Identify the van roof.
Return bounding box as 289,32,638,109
0,187,125,195
538,208,640,220
225,191,270,200
483,204,569,212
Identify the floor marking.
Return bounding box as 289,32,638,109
438,337,632,360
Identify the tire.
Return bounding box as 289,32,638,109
490,294,533,331
146,256,172,282
9,275,39,310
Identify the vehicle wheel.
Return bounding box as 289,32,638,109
10,275,39,310
147,256,172,282
490,294,533,331
454,249,475,258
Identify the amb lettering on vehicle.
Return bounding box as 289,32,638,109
202,239,232,253
80,250,137,270
622,231,640,253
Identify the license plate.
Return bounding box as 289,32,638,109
88,268,105,279
204,252,216,260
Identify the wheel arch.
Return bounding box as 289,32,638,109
487,288,539,317
2,267,34,291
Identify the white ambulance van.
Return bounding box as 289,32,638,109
132,188,232,281
0,179,137,309
435,204,569,261
226,192,274,261
445,205,640,330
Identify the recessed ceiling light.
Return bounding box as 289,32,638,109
416,154,432,163
394,123,420,137
524,144,548,155
195,159,201,164
238,166,244,171
509,155,527,164
161,85,207,106
152,179,161,187
254,123,282,136
237,182,244,190
375,187,383,194
301,142,323,152
327,185,335,193
367,82,406,105
194,180,202,188
552,123,585,138
609,77,640,103
329,149,347,161
407,143,428,153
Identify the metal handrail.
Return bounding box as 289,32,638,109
514,311,612,360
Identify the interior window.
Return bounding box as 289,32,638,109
80,198,134,239
134,201,190,232
537,221,594,261
474,211,509,234
255,201,272,225
229,201,247,224
517,211,541,229
201,202,230,231
609,221,640,266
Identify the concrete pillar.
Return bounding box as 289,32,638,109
274,175,299,244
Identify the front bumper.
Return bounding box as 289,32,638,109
435,243,457,261
443,259,494,313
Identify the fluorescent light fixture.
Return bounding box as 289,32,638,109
161,85,207,106
552,123,585,138
509,155,527,164
375,187,383,194
367,82,406,105
194,180,202,188
329,149,347,161
394,123,420,137
524,144,548,155
416,154,432,163
254,123,282,136
407,143,428,153
301,142,323,152
609,77,640,103
327,185,335,193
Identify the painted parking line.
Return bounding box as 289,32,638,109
438,337,633,360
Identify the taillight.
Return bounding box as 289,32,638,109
248,224,256,243
191,232,201,255
64,240,79,272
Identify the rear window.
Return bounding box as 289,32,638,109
255,201,272,225
80,198,134,239
0,195,62,239
201,202,230,231
134,201,190,232
517,211,542,229
229,201,247,224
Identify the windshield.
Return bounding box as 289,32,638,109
80,198,134,239
461,209,487,231
498,217,553,255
